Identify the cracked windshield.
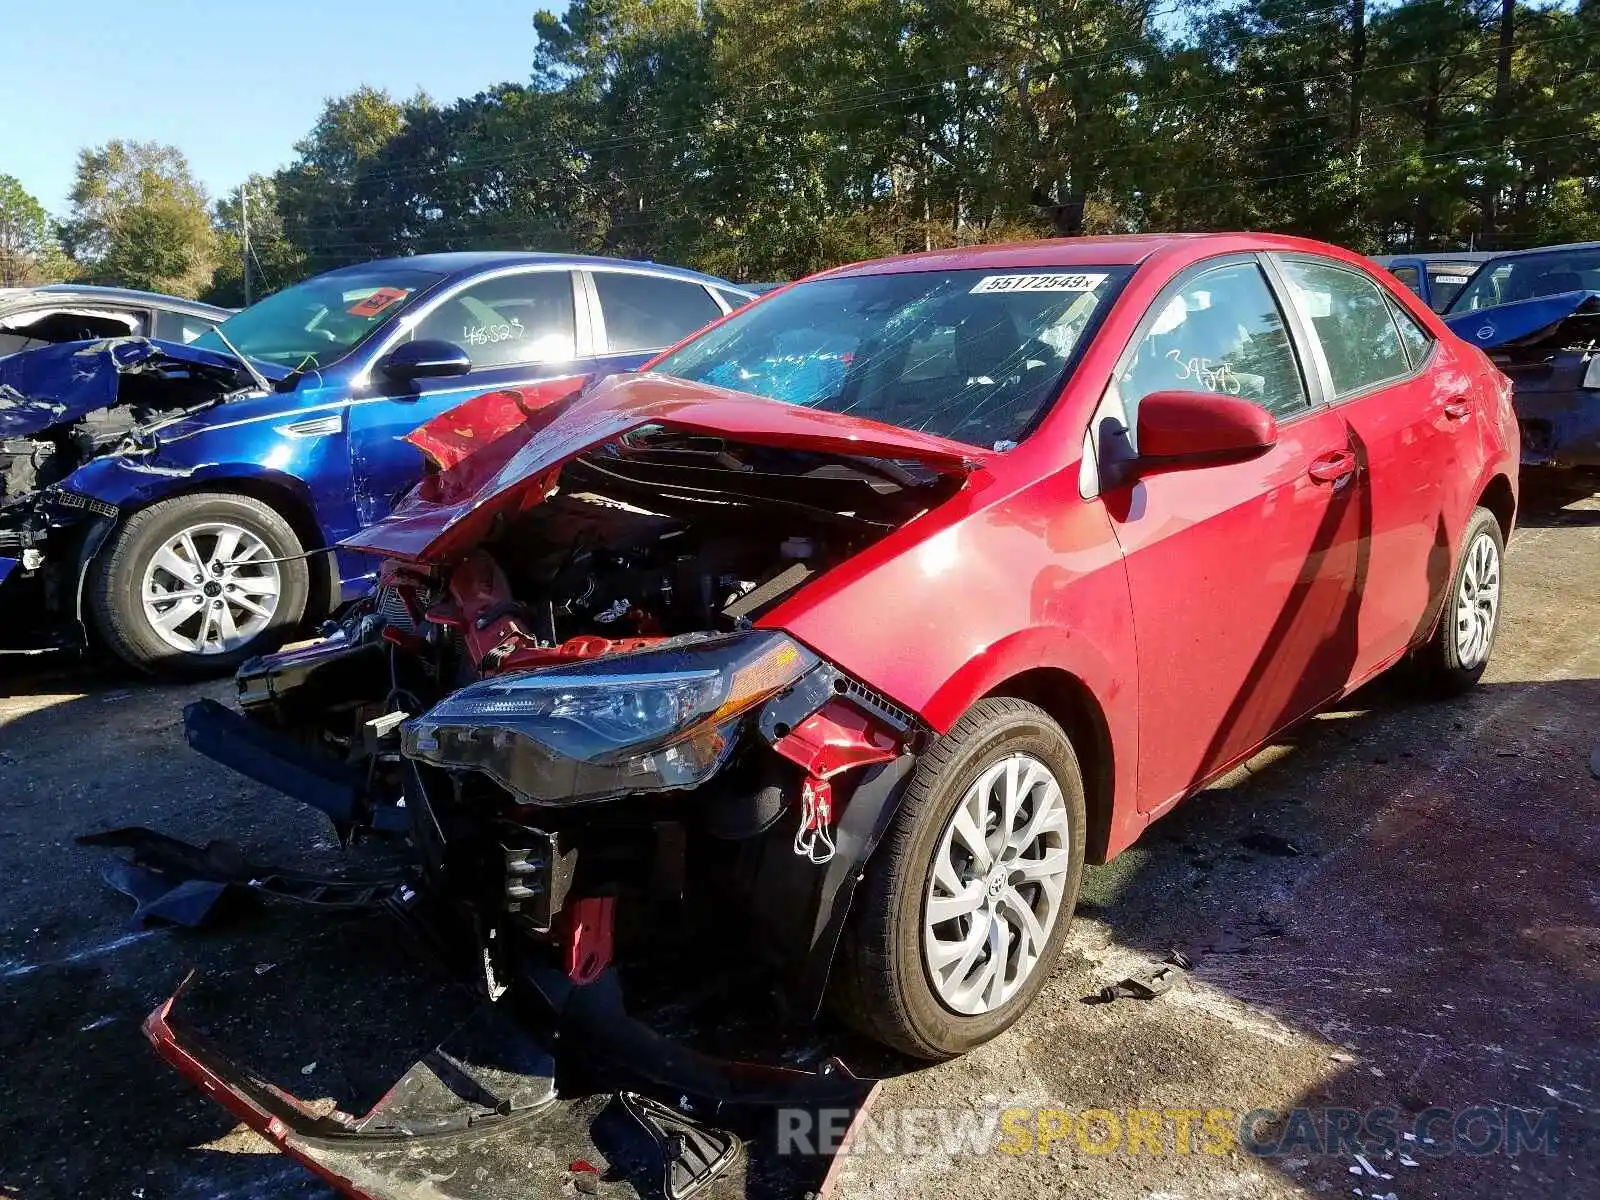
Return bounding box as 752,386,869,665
652,268,1129,449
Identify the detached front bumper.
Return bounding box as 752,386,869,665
145,968,877,1200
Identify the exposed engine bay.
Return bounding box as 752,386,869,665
0,338,252,646
0,337,245,506
186,429,949,1009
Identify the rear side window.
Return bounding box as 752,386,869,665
1277,259,1409,398
1116,260,1310,422
1387,298,1435,369
594,273,723,353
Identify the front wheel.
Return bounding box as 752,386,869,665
89,491,310,676
1415,506,1505,696
831,698,1087,1060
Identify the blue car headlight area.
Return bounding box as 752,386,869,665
402,631,818,804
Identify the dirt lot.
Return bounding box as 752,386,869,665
2,475,1597,1200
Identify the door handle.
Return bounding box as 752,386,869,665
1308,449,1357,486
1443,399,1473,422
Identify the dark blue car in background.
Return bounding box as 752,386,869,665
1438,241,1600,470
0,252,752,672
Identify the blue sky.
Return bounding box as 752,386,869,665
0,0,566,217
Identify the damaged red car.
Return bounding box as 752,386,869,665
156,233,1517,1194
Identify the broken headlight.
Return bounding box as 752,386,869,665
403,631,818,803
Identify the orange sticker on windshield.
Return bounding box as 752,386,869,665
347,287,409,318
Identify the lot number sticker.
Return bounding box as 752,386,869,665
971,273,1108,294
347,287,411,318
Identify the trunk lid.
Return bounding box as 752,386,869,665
1444,290,1600,352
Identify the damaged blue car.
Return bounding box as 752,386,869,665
1441,241,1600,469
0,253,752,671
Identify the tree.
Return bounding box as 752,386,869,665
0,175,71,286
235,0,1600,282
205,175,305,307
276,86,409,270
58,141,215,296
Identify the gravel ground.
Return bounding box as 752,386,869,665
1,475,1596,1200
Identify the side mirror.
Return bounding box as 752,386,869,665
1135,390,1277,470
379,339,471,383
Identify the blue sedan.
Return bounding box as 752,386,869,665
0,252,753,672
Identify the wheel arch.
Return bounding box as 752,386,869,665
915,624,1139,864
76,467,338,626
1477,473,1517,543
981,667,1117,865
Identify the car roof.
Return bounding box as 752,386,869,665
1471,240,1600,264
1372,252,1492,266
809,232,1376,279
318,251,752,293
1,284,233,318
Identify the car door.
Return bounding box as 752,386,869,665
1272,255,1471,682
345,267,598,527
581,269,733,374
1092,255,1366,812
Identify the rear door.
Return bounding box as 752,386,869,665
1094,255,1367,812
345,267,598,526
1271,256,1470,682
581,269,733,375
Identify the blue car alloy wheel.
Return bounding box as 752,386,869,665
89,491,312,675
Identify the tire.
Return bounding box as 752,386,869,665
831,698,1087,1060
1415,506,1505,696
89,490,310,677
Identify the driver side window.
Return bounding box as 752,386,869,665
411,270,577,370
1117,261,1310,431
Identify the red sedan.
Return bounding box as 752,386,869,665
191,233,1518,1066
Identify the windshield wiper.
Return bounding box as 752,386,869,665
209,326,274,394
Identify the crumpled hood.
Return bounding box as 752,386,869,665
0,336,277,439
339,371,989,564
1443,290,1600,351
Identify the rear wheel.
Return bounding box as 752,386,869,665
89,491,310,676
1416,506,1504,696
832,698,1086,1060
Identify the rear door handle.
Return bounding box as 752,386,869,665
1443,399,1473,421
1308,449,1357,486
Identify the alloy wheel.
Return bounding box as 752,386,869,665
140,521,282,655
1454,529,1501,670
922,753,1072,1015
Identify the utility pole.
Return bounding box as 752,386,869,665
241,188,252,308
